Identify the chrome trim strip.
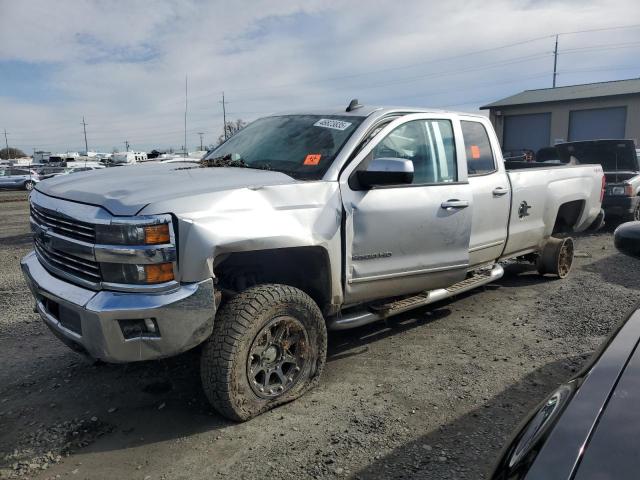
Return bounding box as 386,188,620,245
348,263,469,284
94,244,177,264
468,240,505,253
34,248,100,290
100,280,180,293
30,219,95,261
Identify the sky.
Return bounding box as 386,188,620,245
1,0,640,154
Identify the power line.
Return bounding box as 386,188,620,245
172,23,640,104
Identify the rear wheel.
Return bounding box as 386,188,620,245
200,284,327,421
24,181,34,191
537,236,574,279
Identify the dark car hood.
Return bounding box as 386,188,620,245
35,162,297,215
573,341,640,479
556,140,639,173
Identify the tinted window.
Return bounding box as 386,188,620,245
10,169,29,176
371,119,457,184
461,121,495,175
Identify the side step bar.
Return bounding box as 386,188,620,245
328,264,504,331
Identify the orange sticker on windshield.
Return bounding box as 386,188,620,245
304,154,322,165
470,145,481,159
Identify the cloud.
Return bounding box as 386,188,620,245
1,0,639,152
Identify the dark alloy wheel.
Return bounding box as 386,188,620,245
537,236,574,279
200,284,327,421
247,316,309,398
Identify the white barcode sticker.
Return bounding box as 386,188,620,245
313,118,352,131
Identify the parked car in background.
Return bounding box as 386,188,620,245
555,140,640,222
0,167,38,190
37,165,105,180
491,220,640,480
21,104,604,421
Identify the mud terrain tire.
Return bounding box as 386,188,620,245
200,284,327,421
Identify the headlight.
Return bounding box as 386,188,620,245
96,223,171,245
101,262,175,284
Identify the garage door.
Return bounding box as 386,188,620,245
569,107,626,141
503,113,551,153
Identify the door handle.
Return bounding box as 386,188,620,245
441,199,469,210
493,186,509,196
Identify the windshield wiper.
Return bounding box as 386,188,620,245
200,153,249,168
200,154,276,173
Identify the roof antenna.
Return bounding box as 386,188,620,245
346,99,363,112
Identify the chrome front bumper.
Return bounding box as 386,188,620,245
21,251,216,363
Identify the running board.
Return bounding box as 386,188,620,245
328,264,504,331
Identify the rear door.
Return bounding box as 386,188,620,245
460,117,511,267
339,113,473,305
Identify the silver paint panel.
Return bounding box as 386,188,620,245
21,252,215,363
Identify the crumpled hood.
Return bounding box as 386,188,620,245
35,162,298,216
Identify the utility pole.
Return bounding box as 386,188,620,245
184,75,188,158
552,34,559,88
124,140,130,152
81,117,89,167
197,132,204,151
220,92,228,140
3,129,8,160
81,116,89,154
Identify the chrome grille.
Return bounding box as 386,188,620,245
34,238,101,284
30,203,95,243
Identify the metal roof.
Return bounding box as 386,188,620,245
481,78,640,109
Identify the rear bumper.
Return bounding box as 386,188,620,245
21,251,216,363
602,195,639,217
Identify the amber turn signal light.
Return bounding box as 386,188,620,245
144,263,174,283
144,224,170,244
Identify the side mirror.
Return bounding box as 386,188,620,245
357,158,414,188
614,221,640,258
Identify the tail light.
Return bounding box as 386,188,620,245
624,184,634,197
600,175,606,202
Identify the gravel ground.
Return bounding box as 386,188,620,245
1,189,639,480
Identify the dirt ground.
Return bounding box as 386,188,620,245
1,189,639,480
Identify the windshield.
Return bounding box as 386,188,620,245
204,115,364,180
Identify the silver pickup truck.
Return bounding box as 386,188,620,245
21,104,604,420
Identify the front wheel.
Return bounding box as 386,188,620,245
200,284,327,421
537,236,574,279
24,180,34,191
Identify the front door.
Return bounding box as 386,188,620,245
339,114,473,305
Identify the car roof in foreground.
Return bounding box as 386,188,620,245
493,305,640,479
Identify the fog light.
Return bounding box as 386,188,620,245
144,318,157,333
119,318,160,339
